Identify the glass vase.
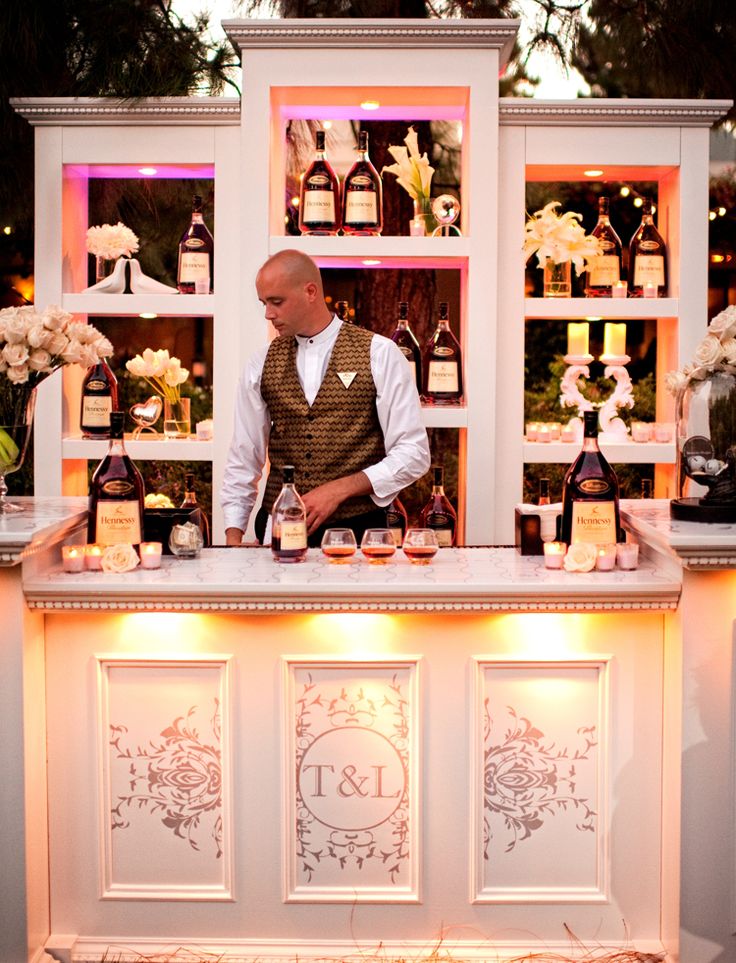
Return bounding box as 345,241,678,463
672,366,736,521
163,397,191,439
543,259,572,298
409,197,438,237
0,387,36,514
95,255,117,284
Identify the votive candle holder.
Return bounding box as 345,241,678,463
631,421,652,443
612,280,628,299
543,541,566,569
85,544,103,570
139,542,163,569
616,542,640,570
654,423,673,442
595,543,617,571
643,282,658,298
61,545,85,573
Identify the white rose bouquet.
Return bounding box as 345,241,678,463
665,304,736,396
0,305,113,468
126,348,189,405
524,201,603,274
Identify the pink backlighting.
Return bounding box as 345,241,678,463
65,164,215,179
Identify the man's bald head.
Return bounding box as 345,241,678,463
255,249,332,338
257,249,325,294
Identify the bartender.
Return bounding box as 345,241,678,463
221,249,431,546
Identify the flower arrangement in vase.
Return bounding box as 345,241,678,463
0,304,113,512
126,348,191,438
86,221,140,284
524,201,602,297
382,126,436,236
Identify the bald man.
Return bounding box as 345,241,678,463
221,249,430,546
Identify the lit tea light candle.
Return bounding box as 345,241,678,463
617,542,639,570
548,422,561,441
612,280,628,299
543,541,566,569
654,423,673,442
567,322,589,357
139,542,163,569
526,422,539,441
85,544,103,570
61,545,85,573
603,322,627,358
631,421,652,443
537,424,551,443
561,425,576,443
595,543,617,571
643,281,658,298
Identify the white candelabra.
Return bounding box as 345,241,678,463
560,322,634,441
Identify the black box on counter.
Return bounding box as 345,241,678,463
515,504,561,555
143,507,204,555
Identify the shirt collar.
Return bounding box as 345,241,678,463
295,314,342,346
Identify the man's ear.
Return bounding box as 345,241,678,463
304,280,318,302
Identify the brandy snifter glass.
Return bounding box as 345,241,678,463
402,528,439,564
360,528,396,564
321,527,357,563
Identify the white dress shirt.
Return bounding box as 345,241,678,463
221,317,430,533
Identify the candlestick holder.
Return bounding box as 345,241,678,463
560,353,595,418
598,354,634,440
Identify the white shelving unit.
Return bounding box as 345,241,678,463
13,35,730,549
496,97,730,542
13,96,242,542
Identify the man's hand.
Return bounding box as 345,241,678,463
302,472,372,533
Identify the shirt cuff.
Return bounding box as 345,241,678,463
362,464,396,507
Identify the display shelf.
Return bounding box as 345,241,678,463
421,406,466,428
269,235,469,268
523,440,675,464
62,435,213,461
62,293,214,316
524,297,679,320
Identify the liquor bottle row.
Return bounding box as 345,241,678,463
584,196,667,298
299,130,383,236
336,299,464,405
272,463,458,562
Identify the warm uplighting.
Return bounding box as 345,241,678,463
585,316,602,322
360,99,380,111
138,167,158,176
362,259,382,266
139,313,158,319
583,169,603,177
307,613,399,653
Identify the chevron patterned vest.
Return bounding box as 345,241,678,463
260,322,386,519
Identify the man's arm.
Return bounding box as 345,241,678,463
302,471,373,534
220,348,270,541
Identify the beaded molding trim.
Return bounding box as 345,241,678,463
28,596,678,613
224,18,519,50
10,97,241,126
499,97,730,127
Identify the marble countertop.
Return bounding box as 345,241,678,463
0,496,87,566
621,499,736,569
24,542,680,613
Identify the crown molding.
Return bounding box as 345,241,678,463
224,17,518,61
10,97,241,126
500,97,732,127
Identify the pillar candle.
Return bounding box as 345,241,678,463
567,322,589,357
603,322,626,358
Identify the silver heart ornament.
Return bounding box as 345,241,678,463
129,396,163,427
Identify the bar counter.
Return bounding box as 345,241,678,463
4,498,736,963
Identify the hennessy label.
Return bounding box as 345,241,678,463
179,251,210,282
427,360,459,393
633,254,665,287
95,501,142,545
82,396,112,427
344,190,377,224
571,502,616,544
587,255,620,287
434,528,453,547
280,520,307,550
303,190,335,222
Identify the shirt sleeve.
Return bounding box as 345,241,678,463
363,334,431,506
220,346,270,532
